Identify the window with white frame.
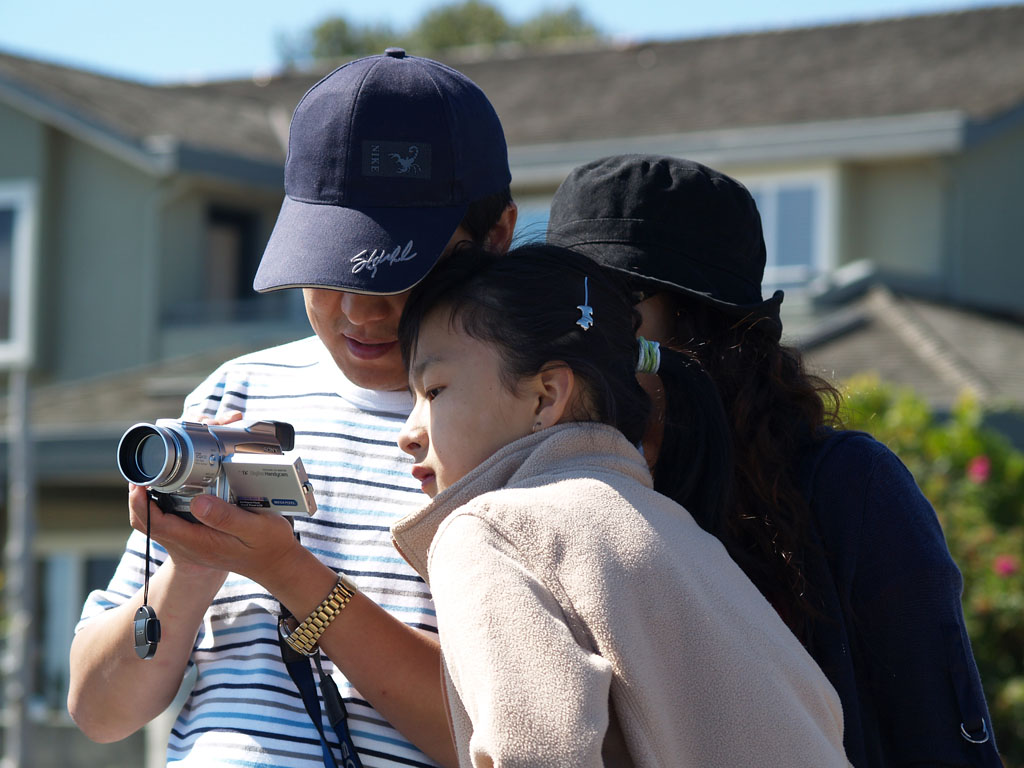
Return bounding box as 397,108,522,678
0,179,38,367
744,171,835,293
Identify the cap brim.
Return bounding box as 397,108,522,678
254,195,468,295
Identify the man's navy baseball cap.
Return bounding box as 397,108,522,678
253,48,511,295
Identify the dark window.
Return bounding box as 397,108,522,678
206,206,260,308
165,204,301,325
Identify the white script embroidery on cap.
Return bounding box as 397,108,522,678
351,241,417,278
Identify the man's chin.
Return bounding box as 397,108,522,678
336,357,408,392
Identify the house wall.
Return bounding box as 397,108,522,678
0,101,303,384
47,133,160,380
841,157,946,287
157,180,284,305
0,101,46,178
159,181,283,301
159,193,206,307
21,125,301,382
156,182,304,359
948,120,1024,317
0,101,49,370
37,484,125,532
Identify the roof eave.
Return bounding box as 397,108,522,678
0,73,176,177
964,102,1024,149
0,75,285,189
174,142,283,190
510,110,968,186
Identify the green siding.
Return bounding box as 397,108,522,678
48,134,158,379
160,193,206,305
842,158,945,281
0,100,46,178
948,124,1024,315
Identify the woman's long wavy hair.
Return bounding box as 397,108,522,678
665,296,843,641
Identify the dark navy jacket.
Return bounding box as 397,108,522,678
799,430,1002,767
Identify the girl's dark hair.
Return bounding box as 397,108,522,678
652,350,734,537
399,242,733,530
667,296,843,640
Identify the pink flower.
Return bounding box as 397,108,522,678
966,455,991,484
993,554,1018,578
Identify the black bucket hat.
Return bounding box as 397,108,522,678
546,154,783,333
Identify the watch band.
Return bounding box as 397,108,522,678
280,573,358,656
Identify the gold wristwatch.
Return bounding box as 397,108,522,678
279,573,359,656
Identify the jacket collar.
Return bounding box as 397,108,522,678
391,422,651,580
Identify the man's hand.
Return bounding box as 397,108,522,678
127,484,304,589
197,409,243,426
125,407,304,582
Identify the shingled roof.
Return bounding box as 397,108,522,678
796,287,1024,405
446,2,1024,145
0,49,289,175
1,4,1023,173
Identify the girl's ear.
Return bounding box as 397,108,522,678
532,363,576,429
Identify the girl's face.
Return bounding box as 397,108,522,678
398,309,542,497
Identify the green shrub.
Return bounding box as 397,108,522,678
841,375,1024,766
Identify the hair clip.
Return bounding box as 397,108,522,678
636,337,661,374
576,276,594,330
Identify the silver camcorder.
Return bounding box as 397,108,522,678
116,419,317,522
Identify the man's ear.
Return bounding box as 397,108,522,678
532,363,576,429
485,202,518,255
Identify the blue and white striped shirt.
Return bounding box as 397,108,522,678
78,336,437,768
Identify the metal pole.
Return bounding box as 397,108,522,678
2,368,34,768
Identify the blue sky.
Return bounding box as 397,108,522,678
0,0,1007,83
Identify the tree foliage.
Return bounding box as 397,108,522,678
311,18,398,60
413,0,512,51
516,6,600,47
290,1,603,65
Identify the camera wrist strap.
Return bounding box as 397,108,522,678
133,502,161,659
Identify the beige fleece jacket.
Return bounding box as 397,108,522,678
392,422,850,768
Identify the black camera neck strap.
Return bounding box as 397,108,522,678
278,526,363,768
278,608,363,768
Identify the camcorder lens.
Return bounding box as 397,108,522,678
118,425,175,485
135,434,167,480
